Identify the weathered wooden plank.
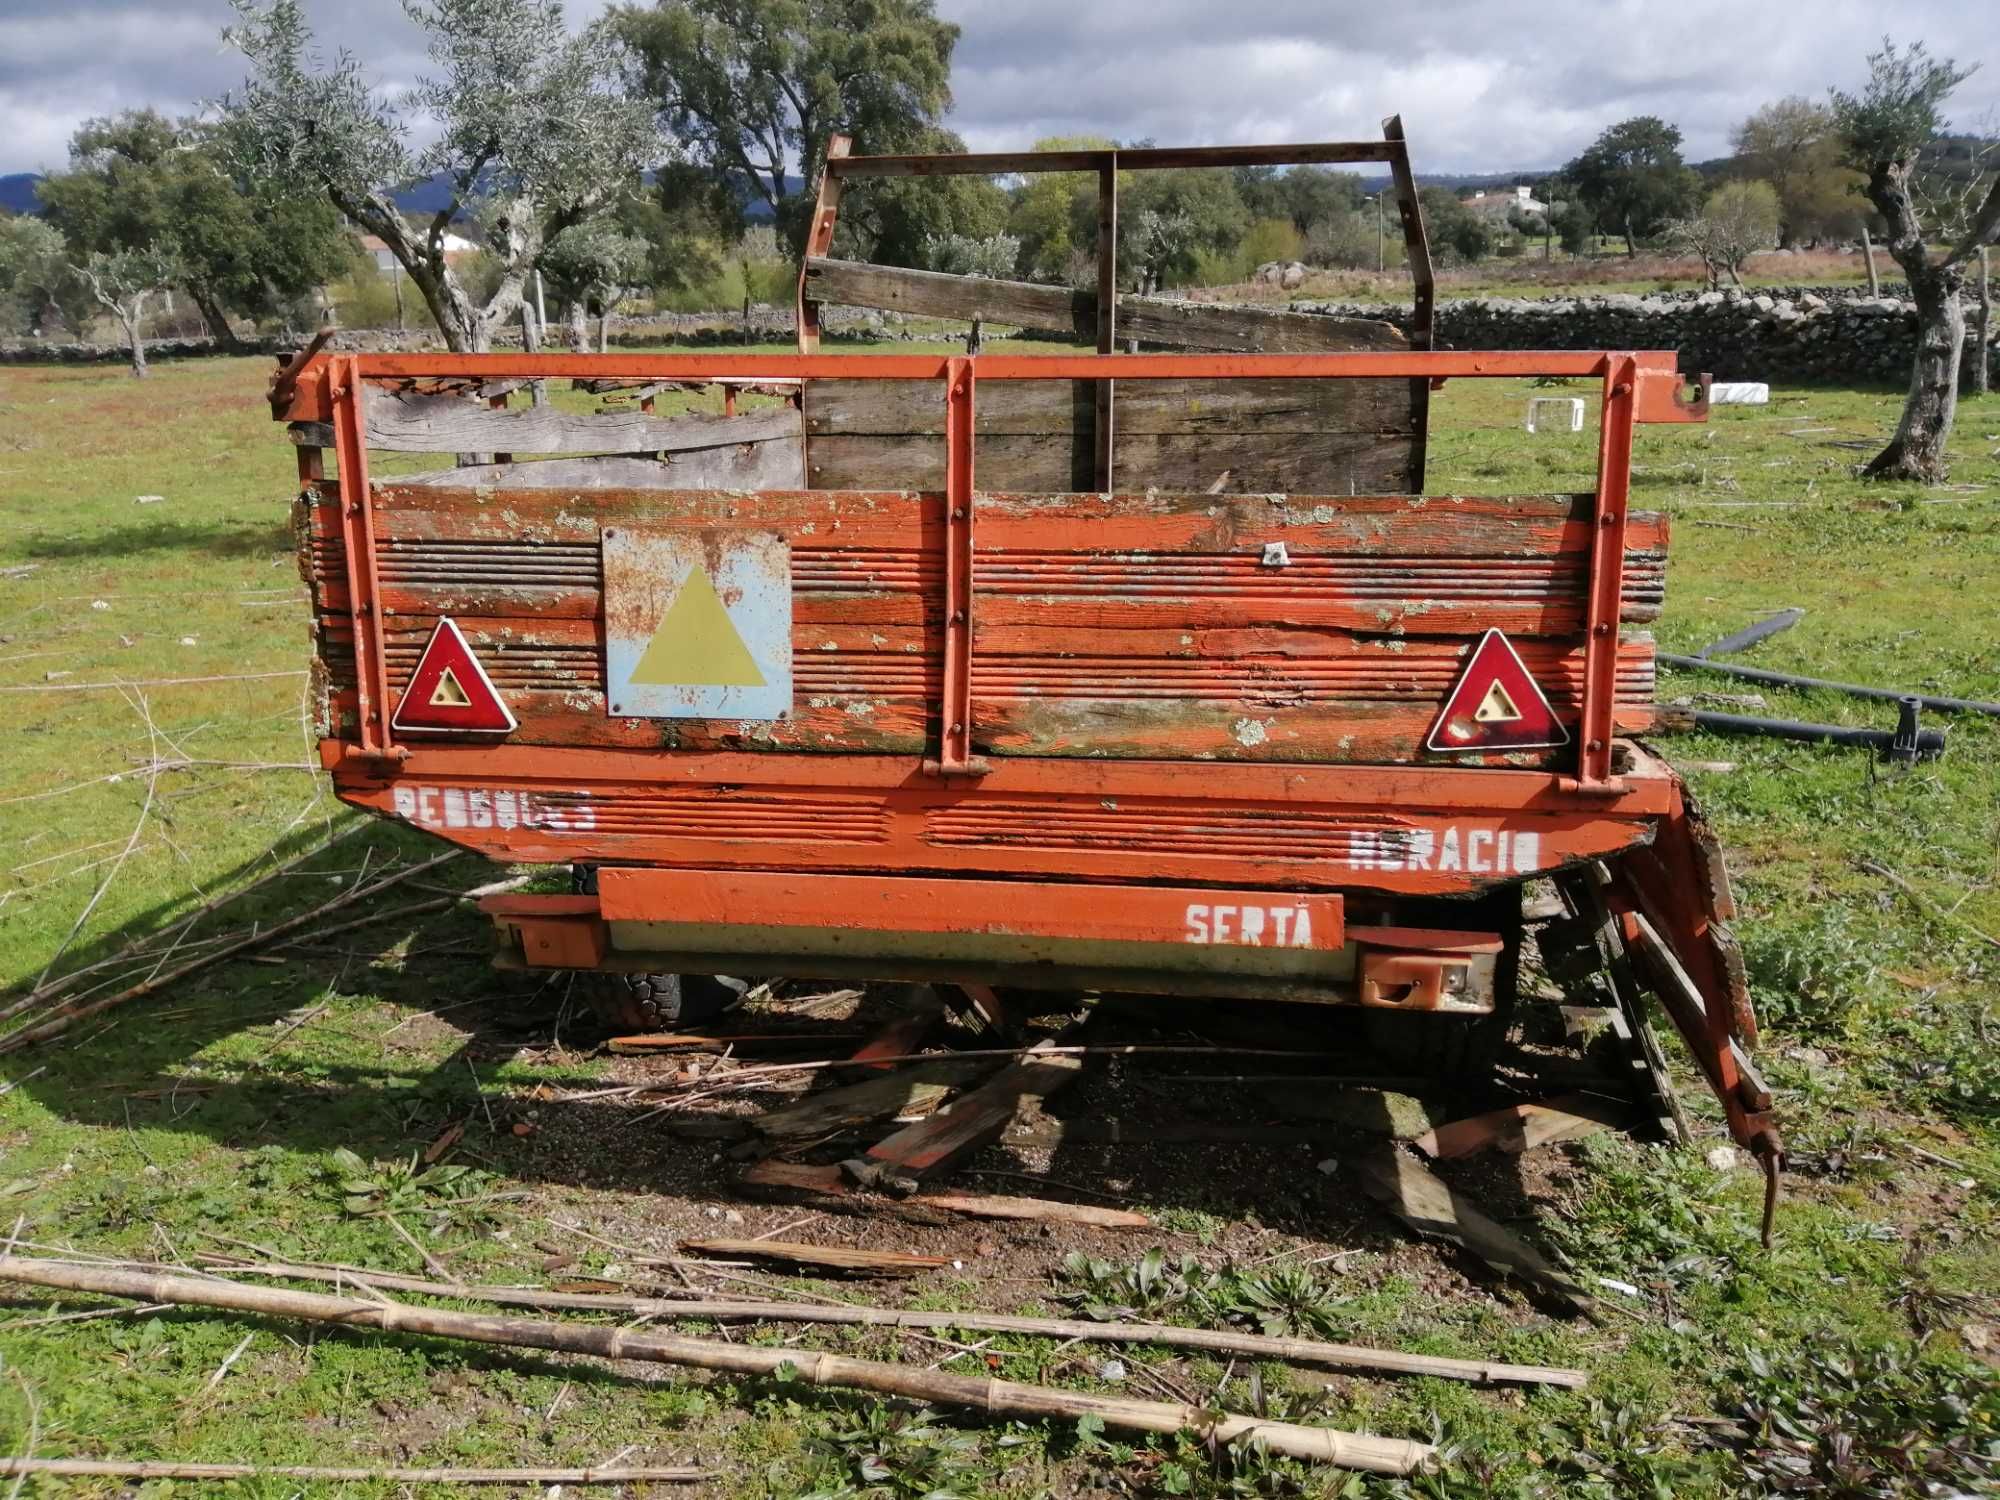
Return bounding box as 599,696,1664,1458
841,1041,1085,1190
806,429,1417,493
1350,1145,1596,1316
354,395,800,455
741,1161,1151,1227
802,257,1405,352
750,1060,982,1142
386,443,804,491
802,378,1412,436
1409,1093,1630,1160
679,1238,948,1277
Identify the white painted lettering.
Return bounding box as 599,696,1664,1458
467,789,493,828
1212,906,1236,943
1239,905,1267,946
1468,829,1494,873
1291,908,1313,946
442,788,469,828
1512,831,1542,872
1438,828,1462,871
417,786,440,826
392,786,417,821
1405,830,1434,870
1185,904,1210,943
1271,907,1295,945
493,791,519,830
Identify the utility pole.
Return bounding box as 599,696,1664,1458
1375,192,1385,273
1976,245,1990,398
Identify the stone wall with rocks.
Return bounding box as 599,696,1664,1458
1296,289,1995,387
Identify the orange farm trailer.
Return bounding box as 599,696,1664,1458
270,127,1779,1206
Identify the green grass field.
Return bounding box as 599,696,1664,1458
0,346,1996,1497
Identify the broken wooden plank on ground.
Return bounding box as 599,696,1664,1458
1409,1093,1632,1161
678,1238,949,1278
740,1160,1146,1228
1349,1145,1597,1317
750,1060,981,1142
847,988,947,1070
840,1039,1086,1193
607,1032,864,1056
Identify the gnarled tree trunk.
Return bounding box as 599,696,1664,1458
1865,260,1964,482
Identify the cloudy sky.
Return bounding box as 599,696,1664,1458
1,0,1996,179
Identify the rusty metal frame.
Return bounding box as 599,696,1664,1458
297,347,1706,780
326,356,400,762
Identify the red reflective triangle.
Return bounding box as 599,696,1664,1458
391,617,516,734
1425,628,1569,752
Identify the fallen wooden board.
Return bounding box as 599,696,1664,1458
751,1060,981,1142
741,1161,1146,1227
607,1032,864,1056
1409,1093,1632,1160
842,1039,1086,1191
848,990,947,1070
1349,1146,1596,1317
678,1237,948,1277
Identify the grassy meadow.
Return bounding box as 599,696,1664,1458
0,343,1995,1497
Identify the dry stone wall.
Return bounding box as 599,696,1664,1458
1296,289,1996,387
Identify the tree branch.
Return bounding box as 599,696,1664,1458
1943,172,2000,269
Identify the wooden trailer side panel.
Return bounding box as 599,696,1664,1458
300,482,1666,767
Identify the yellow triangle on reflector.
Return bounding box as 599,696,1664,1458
430,667,473,708
1474,679,1523,723
630,564,766,687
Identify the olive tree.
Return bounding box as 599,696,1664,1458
1831,40,2000,481
1664,180,1782,289
222,0,663,352
537,215,651,349
73,247,182,377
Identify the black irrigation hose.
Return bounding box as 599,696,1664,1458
1692,709,1948,754
1659,654,2000,718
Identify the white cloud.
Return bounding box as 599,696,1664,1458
1,0,1995,180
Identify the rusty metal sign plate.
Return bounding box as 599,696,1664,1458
602,528,792,720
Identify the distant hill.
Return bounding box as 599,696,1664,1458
0,174,43,215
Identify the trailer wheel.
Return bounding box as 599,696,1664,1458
582,970,743,1034
569,865,744,1034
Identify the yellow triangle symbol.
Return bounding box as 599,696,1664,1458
430,668,472,708
631,565,766,687
1474,680,1523,723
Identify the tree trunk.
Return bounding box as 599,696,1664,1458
566,298,588,351
120,295,148,379
1865,262,1964,482
598,307,611,354
1623,217,1637,258
1861,227,1880,296
1976,247,1991,399
1725,261,1744,291
186,285,242,352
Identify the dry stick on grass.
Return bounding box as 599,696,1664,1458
0,1257,1434,1473
1858,859,2000,951
193,1255,1584,1388
0,850,460,1055
1,822,369,1021
0,1459,705,1486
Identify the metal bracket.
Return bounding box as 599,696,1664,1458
930,356,988,777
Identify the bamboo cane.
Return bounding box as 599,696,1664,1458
193,1254,1583,1388
0,850,458,1055
0,1458,704,1485
0,1256,1434,1473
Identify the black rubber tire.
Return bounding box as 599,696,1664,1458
569,864,744,1033
582,970,744,1034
